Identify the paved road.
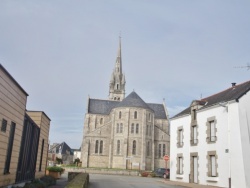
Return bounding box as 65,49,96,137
89,174,188,188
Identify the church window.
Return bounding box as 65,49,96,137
95,140,99,154
117,140,120,154
147,141,150,156
120,123,123,133
119,111,122,119
132,140,136,155
131,123,134,133
116,123,119,133
136,124,139,134
99,140,103,154
134,111,137,119
163,144,166,156
158,144,161,158
100,118,103,125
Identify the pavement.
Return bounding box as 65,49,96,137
160,179,222,188
48,172,68,188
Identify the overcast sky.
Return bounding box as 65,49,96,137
1,0,250,149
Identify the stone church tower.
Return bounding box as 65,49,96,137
81,38,170,171
109,37,126,101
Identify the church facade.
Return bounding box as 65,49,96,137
81,39,170,170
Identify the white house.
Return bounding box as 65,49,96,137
170,81,250,188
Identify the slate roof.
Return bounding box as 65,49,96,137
172,80,250,119
88,91,167,119
49,142,73,155
116,91,151,109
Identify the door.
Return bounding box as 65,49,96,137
193,156,198,183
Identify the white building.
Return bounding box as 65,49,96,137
170,81,250,188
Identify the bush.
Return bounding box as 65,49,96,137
46,166,64,172
23,179,45,188
40,175,56,186
140,171,149,177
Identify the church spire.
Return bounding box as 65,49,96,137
109,37,126,101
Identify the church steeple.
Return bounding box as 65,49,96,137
109,37,126,101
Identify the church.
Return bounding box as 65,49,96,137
81,38,170,170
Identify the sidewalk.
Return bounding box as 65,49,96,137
48,172,68,188
160,179,222,188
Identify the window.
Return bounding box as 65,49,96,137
146,125,148,135
136,124,139,134
211,155,216,177
158,144,161,158
116,123,119,133
1,118,7,132
178,129,183,147
117,84,119,90
191,125,198,145
193,109,197,120
120,123,123,133
95,140,99,154
100,118,103,125
149,125,152,136
4,122,16,174
132,140,136,155
210,121,216,142
147,141,150,156
163,144,166,156
178,157,183,174
131,123,134,133
119,111,122,119
117,140,120,154
100,140,103,154
148,113,151,122
134,111,137,119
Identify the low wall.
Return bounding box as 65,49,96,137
65,167,139,176
66,172,89,188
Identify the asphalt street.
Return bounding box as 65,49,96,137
88,174,188,188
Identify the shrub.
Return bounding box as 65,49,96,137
46,166,64,172
140,171,149,177
40,175,56,186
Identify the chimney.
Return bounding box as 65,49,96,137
231,83,236,87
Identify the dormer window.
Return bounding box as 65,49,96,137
193,109,197,120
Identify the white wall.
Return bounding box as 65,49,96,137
238,91,250,188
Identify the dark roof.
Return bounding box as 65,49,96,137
148,103,167,119
116,91,151,109
88,91,167,119
172,80,250,119
49,142,73,155
0,64,28,96
88,99,119,115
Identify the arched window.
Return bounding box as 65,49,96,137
119,111,122,119
158,144,161,158
134,111,137,119
136,124,139,134
116,123,119,133
120,123,123,133
163,144,166,156
132,140,136,155
114,97,117,100
149,125,152,136
95,140,99,154
148,113,151,122
146,125,149,135
117,84,119,90
100,140,103,154
117,140,120,154
147,141,150,156
100,118,103,125
131,123,134,133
